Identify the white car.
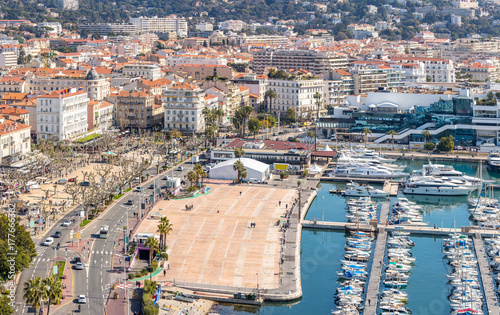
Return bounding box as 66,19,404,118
43,237,54,246
177,166,183,171
78,295,87,303
62,220,71,227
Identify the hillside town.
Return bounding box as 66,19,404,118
4,3,500,315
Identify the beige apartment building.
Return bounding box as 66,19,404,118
113,90,164,131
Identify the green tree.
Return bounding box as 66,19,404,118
422,130,432,144
0,214,36,281
194,163,207,187
284,108,296,124
43,275,63,315
362,128,372,148
387,130,399,150
157,217,172,251
487,91,494,100
248,118,261,139
264,89,277,113
424,142,435,151
437,136,455,152
187,170,198,187
426,75,432,82
233,160,247,183
234,147,245,160
0,295,14,315
24,276,46,315
144,237,159,265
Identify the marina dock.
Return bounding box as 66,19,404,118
382,181,398,196
363,203,390,315
473,235,500,315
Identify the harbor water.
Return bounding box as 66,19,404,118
214,159,494,314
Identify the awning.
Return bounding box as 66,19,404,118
322,145,333,151
308,164,322,173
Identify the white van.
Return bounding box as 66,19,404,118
248,178,259,184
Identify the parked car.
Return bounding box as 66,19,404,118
79,181,90,187
68,178,76,182
57,179,67,185
78,295,87,303
75,262,84,270
135,186,143,192
53,231,62,238
42,237,54,246
62,220,71,227
35,218,45,225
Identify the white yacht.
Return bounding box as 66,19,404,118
332,163,409,179
350,148,396,163
403,176,472,196
337,152,404,171
487,152,500,172
421,162,482,184
344,182,388,197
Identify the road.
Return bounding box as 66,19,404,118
15,159,196,315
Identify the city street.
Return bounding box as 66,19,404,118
15,157,197,315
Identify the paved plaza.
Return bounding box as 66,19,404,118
136,184,297,290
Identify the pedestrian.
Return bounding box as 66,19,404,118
380,261,382,267
164,269,166,277
368,299,371,305
279,201,281,206
167,263,170,270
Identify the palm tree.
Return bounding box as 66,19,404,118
234,147,245,160
187,170,198,187
145,237,160,265
194,164,207,187
387,130,399,150
422,130,432,144
157,217,173,251
264,89,277,113
313,91,322,151
24,276,46,315
240,106,253,138
233,160,247,183
362,128,372,148
43,275,63,315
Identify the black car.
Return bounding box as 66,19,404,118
53,231,62,238
79,181,90,187
74,257,82,263
126,199,134,205
149,184,155,189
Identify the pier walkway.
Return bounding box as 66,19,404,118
473,235,500,315
363,203,390,315
302,220,500,237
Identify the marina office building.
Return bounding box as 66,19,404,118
318,91,500,148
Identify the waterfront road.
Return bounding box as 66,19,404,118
15,160,196,315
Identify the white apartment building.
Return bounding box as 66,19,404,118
195,22,213,32
38,22,62,34
390,57,455,83
26,67,110,100
163,82,207,133
219,20,246,32
130,15,188,37
58,0,78,10
0,52,17,68
122,64,162,80
0,117,31,159
233,35,290,46
267,77,325,119
251,49,348,75
36,89,89,141
166,55,227,67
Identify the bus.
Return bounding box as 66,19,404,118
99,225,109,238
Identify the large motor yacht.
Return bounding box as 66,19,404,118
403,176,473,196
